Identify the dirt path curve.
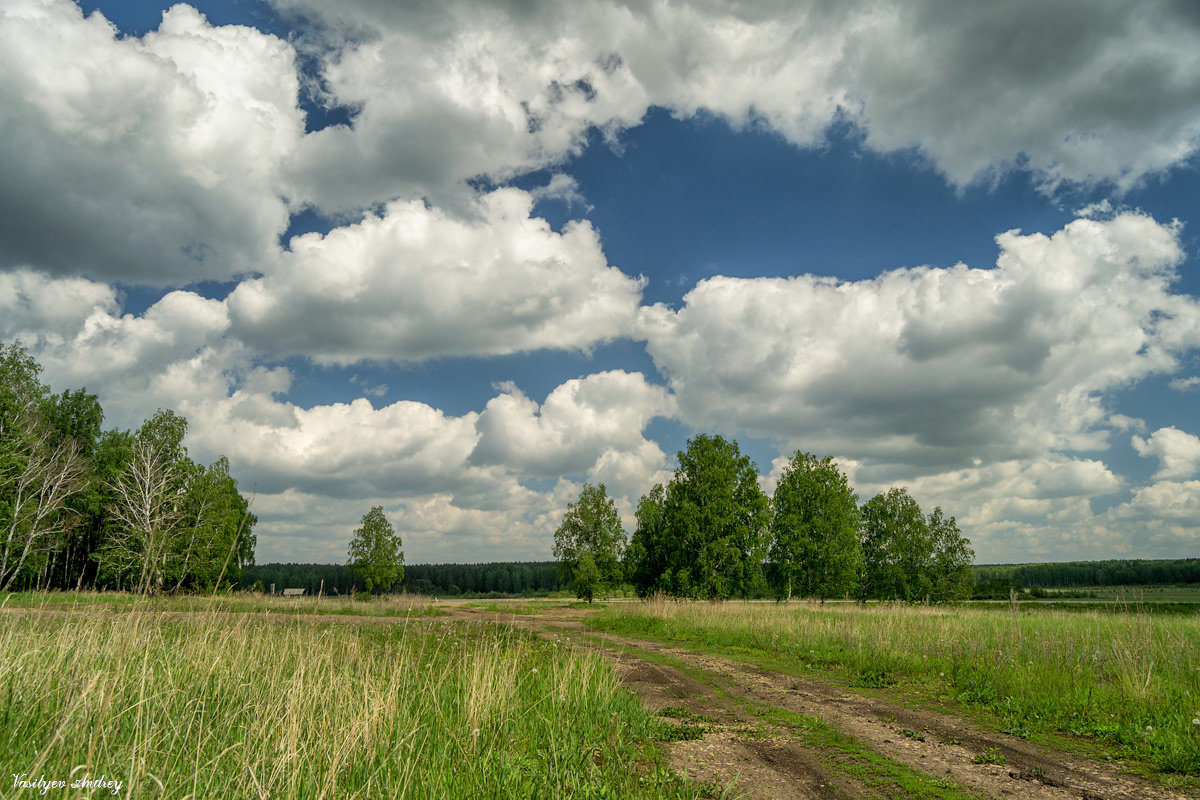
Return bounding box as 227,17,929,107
441,603,1196,800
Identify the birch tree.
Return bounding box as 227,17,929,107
104,434,185,594
768,452,861,602
0,342,88,590
553,482,625,602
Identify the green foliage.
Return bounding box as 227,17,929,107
860,488,931,602
768,451,861,601
634,434,769,599
973,747,1007,765
623,437,973,605
927,507,973,601
0,341,89,591
101,411,255,594
176,456,257,590
973,557,1200,589
0,341,256,593
246,561,566,597
573,550,602,603
859,488,974,603
625,483,666,597
348,506,404,593
553,482,625,601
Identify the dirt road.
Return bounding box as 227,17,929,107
443,603,1196,800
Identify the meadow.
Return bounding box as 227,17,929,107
3,591,1198,799
0,598,700,799
591,598,1200,777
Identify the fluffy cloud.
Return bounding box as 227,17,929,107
5,0,1200,566
843,0,1200,191
471,369,673,485
247,489,569,563
897,457,1122,527
0,0,302,282
228,188,645,363
1132,427,1200,480
6,0,1198,285
178,372,669,561
0,271,235,428
0,269,119,343
276,0,1200,215
640,212,1197,479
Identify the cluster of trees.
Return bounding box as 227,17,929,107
1,342,256,592
555,434,974,603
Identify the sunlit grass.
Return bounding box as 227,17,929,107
594,598,1200,776
0,608,700,799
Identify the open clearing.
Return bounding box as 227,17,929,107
445,601,1199,800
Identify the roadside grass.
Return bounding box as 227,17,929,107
0,610,702,799
591,599,1200,780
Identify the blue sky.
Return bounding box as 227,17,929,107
3,0,1200,564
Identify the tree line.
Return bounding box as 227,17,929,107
972,558,1200,592
241,561,564,596
556,434,975,602
1,342,256,592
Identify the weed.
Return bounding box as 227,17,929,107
851,669,896,688
660,706,716,725
973,747,1008,765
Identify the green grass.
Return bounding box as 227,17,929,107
1,590,446,618
591,599,1200,779
0,609,702,799
1031,585,1200,603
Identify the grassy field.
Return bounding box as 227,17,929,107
590,598,1200,777
0,590,447,618
5,590,1199,796
0,601,701,799
972,584,1200,614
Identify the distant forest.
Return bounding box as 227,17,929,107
242,557,1200,598
242,561,564,597
972,558,1200,591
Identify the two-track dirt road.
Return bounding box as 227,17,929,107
443,603,1196,800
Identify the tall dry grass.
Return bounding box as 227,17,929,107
0,608,697,799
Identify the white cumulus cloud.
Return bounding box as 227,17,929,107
1132,427,1200,481
276,0,1200,215
228,188,645,363
0,0,303,282
639,212,1196,479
